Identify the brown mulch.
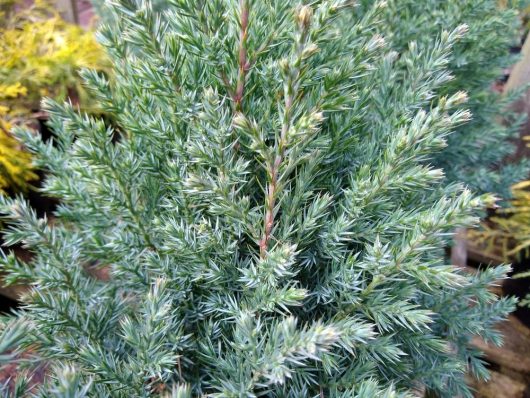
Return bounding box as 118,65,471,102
0,350,47,394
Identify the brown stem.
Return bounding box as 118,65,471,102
223,41,275,106
259,92,294,258
234,0,250,110
258,6,312,258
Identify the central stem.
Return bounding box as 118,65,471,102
257,5,313,258
259,97,293,258
234,0,250,111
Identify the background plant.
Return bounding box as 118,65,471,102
0,0,106,193
0,0,515,397
471,178,530,261
469,177,530,308
354,0,530,198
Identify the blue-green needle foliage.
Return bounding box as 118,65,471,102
362,0,530,197
0,1,515,397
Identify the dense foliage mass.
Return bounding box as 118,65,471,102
373,0,530,197
95,0,530,198
0,0,515,397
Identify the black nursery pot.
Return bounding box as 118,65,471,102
0,294,19,314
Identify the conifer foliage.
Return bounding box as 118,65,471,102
374,0,530,197
0,0,515,397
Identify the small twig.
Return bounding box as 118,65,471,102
259,92,293,258
177,357,184,383
234,0,250,110
259,6,312,258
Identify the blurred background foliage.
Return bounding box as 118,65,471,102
0,0,106,193
472,177,530,262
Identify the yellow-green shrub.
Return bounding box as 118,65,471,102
0,0,105,193
471,179,530,261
